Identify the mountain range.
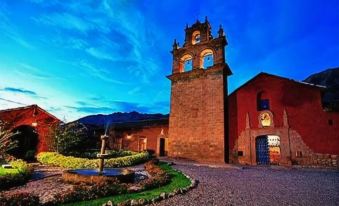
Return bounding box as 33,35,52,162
78,111,169,126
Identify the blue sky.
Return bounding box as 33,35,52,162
0,0,338,121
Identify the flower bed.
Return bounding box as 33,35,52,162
0,159,33,191
37,152,149,169
65,162,195,206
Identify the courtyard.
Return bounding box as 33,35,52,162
155,161,339,206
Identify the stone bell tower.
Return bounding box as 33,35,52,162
167,18,232,163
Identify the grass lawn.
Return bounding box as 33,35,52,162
64,162,191,206
0,167,20,176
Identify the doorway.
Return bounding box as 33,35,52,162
256,135,281,165
138,137,147,152
159,138,166,156
256,135,269,165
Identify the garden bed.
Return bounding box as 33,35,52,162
0,160,196,206
63,162,194,206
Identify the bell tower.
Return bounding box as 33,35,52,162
167,18,232,163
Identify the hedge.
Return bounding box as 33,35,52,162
0,159,33,190
37,152,150,169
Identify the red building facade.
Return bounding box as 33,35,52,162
229,73,339,167
0,105,60,155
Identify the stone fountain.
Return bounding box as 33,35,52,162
62,134,135,184
97,134,109,174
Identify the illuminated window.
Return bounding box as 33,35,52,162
192,30,201,45
180,54,193,72
184,59,192,71
200,49,214,69
203,53,213,68
195,34,201,43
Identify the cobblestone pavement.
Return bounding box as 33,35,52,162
154,163,339,206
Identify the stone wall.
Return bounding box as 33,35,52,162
168,66,226,163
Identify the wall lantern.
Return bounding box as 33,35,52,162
126,134,132,139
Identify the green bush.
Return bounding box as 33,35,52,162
0,159,33,190
37,152,149,169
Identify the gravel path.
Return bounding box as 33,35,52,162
1,165,73,204
154,163,339,206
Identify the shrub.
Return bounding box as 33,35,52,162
37,152,149,169
0,192,40,206
141,160,170,189
0,159,33,190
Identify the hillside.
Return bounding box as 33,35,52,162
304,67,339,111
77,111,169,126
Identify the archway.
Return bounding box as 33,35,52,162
7,125,38,161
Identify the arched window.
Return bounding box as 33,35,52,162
200,49,214,69
180,54,193,72
192,30,201,45
257,91,270,111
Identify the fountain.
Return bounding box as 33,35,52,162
97,134,109,174
62,134,135,185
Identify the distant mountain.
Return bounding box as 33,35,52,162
77,111,169,126
304,67,339,111
304,67,339,87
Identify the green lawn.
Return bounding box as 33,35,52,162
64,162,191,206
0,167,20,176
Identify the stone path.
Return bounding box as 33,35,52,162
154,162,339,206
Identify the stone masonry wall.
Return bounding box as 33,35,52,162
168,67,225,163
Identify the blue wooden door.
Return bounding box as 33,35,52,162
256,136,269,165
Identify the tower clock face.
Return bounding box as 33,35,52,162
260,112,271,127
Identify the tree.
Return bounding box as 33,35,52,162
0,121,18,157
56,121,94,156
